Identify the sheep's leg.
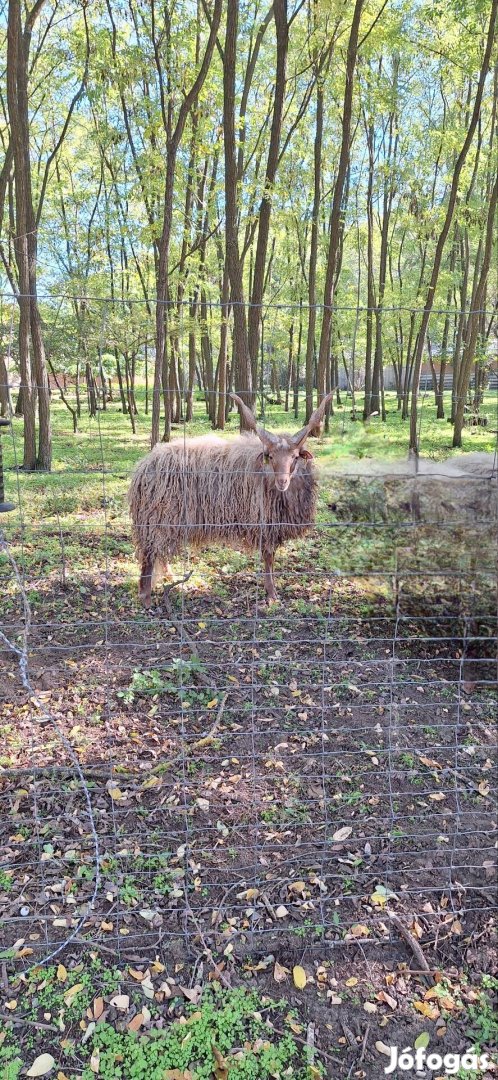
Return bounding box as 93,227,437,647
263,551,278,603
139,554,154,608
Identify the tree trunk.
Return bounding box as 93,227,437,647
215,261,230,430
305,81,324,421
453,174,497,446
151,0,222,446
6,0,46,469
247,0,288,388
363,119,375,419
285,319,294,411
408,0,497,451
317,0,364,409
0,354,13,416
223,0,252,419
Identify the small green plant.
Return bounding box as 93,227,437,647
464,975,498,1051
120,877,140,906
0,870,13,892
118,656,207,705
0,1030,22,1080
78,986,324,1079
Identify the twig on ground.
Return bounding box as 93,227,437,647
340,1019,357,1049
359,1021,371,1062
184,901,232,989
307,1021,315,1065
152,692,229,774
388,911,432,977
191,692,228,749
0,1013,59,1031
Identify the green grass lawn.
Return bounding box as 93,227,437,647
2,385,496,493
0,385,496,589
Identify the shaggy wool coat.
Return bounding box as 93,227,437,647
128,434,318,567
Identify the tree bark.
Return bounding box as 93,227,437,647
223,0,253,421
6,0,51,469
317,0,364,408
247,0,288,388
408,0,497,451
151,0,222,446
453,173,497,446
305,81,324,420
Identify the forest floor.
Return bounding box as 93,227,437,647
0,392,496,1078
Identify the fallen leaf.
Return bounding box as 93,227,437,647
370,891,387,905
93,997,104,1020
206,698,219,709
128,968,145,982
81,1022,96,1045
414,1032,430,1050
56,964,67,983
275,905,289,918
107,787,124,801
64,983,84,1006
345,977,358,987
288,881,306,895
27,1054,56,1077
363,1001,377,1014
140,975,154,999
478,781,490,797
377,990,397,1009
181,985,202,1004
429,792,446,801
110,994,129,1011
273,961,289,983
286,1013,304,1033
375,1041,391,1057
127,1013,144,1032
332,826,352,842
212,1043,228,1079
293,965,307,989
350,924,370,938
414,1000,440,1020
141,776,162,790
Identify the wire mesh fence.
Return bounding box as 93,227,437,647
0,299,496,987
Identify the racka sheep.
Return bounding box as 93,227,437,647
128,392,334,605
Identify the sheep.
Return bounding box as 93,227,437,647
128,392,334,605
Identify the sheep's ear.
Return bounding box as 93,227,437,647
292,391,334,447
231,393,277,450
299,448,314,460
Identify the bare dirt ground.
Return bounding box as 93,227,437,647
0,468,496,1076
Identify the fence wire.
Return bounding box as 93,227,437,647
0,301,496,987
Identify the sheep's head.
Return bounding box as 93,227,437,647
231,392,334,492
